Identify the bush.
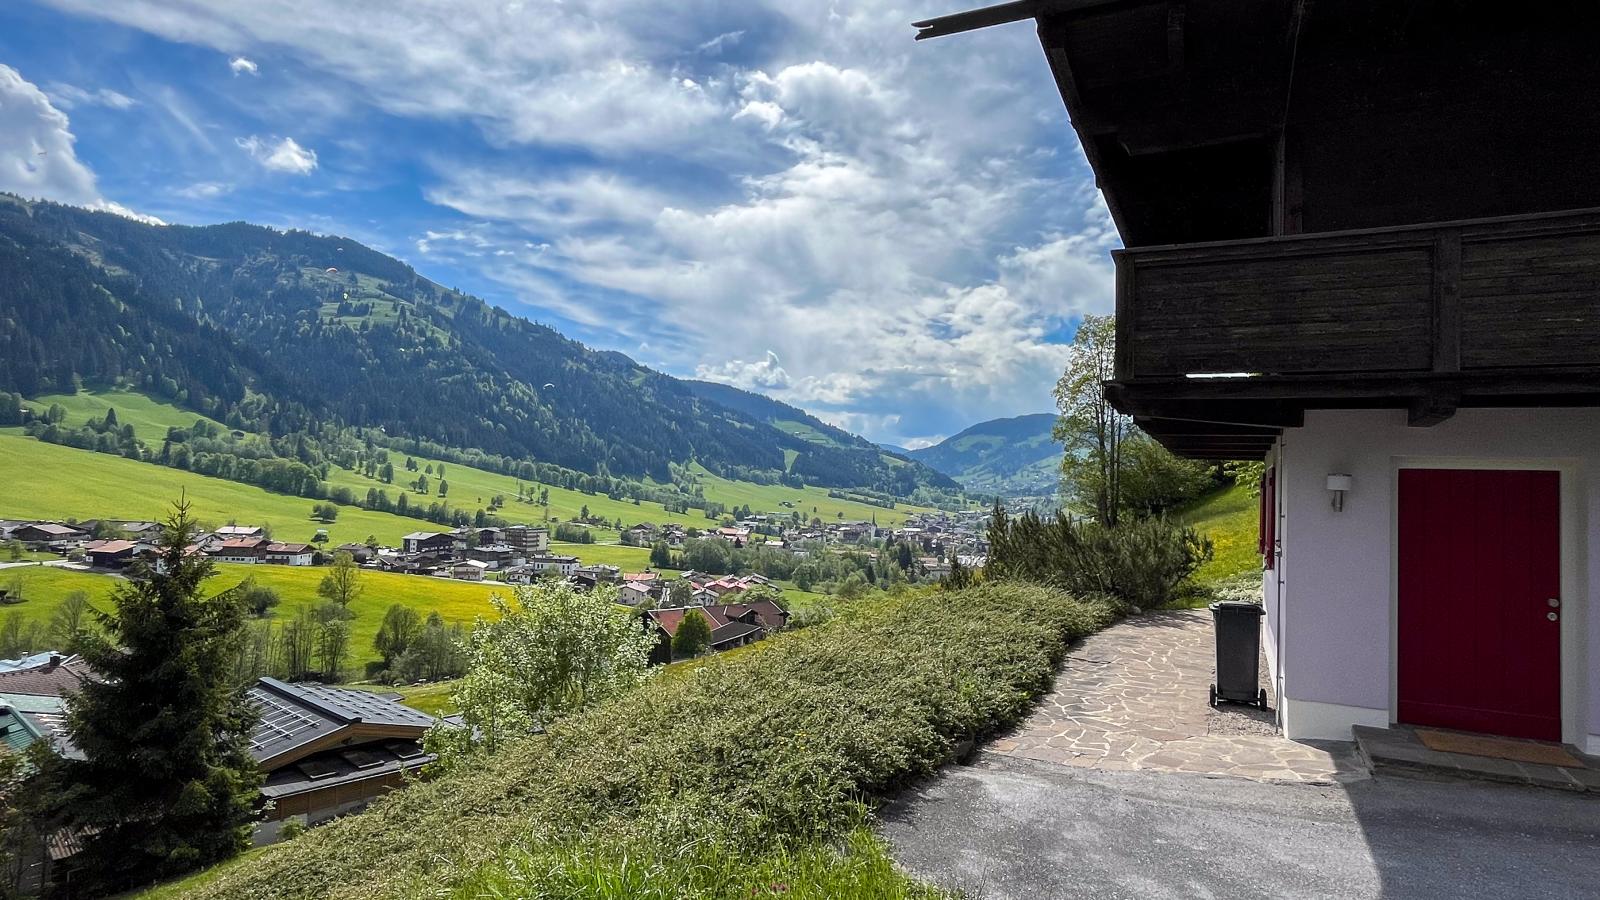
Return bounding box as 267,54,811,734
172,583,1114,899
988,506,1213,611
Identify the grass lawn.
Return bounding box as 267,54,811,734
0,433,460,547
23,388,229,444
340,679,461,717
0,565,121,634
1180,482,1261,588
548,541,656,569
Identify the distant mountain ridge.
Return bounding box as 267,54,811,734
0,195,956,499
909,413,1061,498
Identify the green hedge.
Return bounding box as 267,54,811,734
172,582,1114,899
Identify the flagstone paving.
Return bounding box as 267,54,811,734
987,608,1365,783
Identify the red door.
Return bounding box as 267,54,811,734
1398,468,1561,741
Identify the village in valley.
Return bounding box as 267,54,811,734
1,505,991,659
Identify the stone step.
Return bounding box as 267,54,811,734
1353,725,1600,792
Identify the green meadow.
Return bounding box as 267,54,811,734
24,388,229,443
0,562,504,670
4,390,941,550
1180,481,1260,586
0,433,453,547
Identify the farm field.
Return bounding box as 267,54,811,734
0,433,453,547
0,562,505,671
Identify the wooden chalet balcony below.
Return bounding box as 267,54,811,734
1107,208,1600,458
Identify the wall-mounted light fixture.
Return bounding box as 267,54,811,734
1326,474,1353,512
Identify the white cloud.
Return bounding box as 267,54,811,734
176,180,232,199
697,351,791,391
38,0,1113,444
45,82,137,109
236,135,317,174
0,64,162,224
229,56,258,75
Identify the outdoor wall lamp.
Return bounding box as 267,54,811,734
1326,474,1353,511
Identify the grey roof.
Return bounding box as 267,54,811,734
247,677,435,766
259,738,434,801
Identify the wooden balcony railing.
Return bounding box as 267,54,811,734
1112,208,1600,384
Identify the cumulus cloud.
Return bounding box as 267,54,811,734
236,135,317,174
38,0,1114,444
0,64,162,224
697,351,791,391
229,56,258,75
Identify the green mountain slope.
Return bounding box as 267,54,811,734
909,413,1061,497
0,195,955,501
683,380,953,496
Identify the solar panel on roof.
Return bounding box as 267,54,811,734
250,691,322,751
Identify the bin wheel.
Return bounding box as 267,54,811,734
1208,684,1217,707
1258,688,1269,710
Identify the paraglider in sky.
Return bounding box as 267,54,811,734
543,383,555,390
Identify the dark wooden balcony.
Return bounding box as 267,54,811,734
1107,208,1600,457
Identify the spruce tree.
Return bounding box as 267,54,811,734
50,499,261,893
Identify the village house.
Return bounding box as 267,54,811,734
465,543,520,570
923,0,1600,749
450,559,489,581
214,525,265,539
503,524,550,556
525,554,580,577
333,543,378,565
245,678,443,844
401,531,457,556
12,523,85,548
261,542,315,566
81,539,152,570
212,537,266,565
618,581,656,607
643,598,791,664
575,564,622,583
116,521,163,541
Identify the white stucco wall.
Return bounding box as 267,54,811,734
1274,408,1600,747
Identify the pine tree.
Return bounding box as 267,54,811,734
46,499,260,893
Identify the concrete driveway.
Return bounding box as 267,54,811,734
880,755,1600,900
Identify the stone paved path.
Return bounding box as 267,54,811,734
986,609,1365,783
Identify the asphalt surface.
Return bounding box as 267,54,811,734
879,754,1600,900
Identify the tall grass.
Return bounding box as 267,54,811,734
164,582,1114,899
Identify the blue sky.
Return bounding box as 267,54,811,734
0,1,1115,449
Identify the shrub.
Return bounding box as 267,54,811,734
988,507,1213,611
173,583,1114,899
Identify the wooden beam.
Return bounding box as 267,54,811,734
1113,254,1134,380
1408,391,1459,427
1431,228,1462,372
1041,28,1140,240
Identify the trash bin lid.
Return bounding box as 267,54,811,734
1209,601,1265,615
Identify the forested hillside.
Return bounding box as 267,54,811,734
910,413,1062,497
0,195,955,501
